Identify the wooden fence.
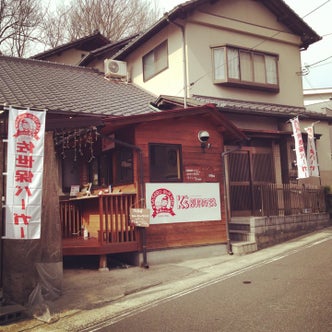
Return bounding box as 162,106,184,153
250,184,326,217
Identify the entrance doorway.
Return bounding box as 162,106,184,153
227,146,275,217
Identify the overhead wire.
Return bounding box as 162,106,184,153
181,1,331,94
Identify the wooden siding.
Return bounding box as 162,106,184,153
146,222,227,250
134,116,227,250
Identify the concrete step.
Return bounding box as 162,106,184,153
229,222,250,232
231,241,258,255
229,229,255,242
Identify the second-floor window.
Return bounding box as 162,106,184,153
143,40,168,81
212,46,279,92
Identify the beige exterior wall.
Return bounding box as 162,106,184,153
126,24,184,96
44,49,89,66
186,0,304,106
125,0,304,107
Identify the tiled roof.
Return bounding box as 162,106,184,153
30,31,110,60
79,34,138,67
193,95,306,116
0,56,156,118
153,95,331,120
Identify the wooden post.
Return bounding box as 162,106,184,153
99,255,108,271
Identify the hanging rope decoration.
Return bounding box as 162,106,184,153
73,129,78,162
61,130,66,160
54,126,100,162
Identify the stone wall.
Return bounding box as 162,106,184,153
251,213,330,249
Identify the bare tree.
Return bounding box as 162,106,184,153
67,0,160,41
40,0,161,48
40,4,71,49
0,0,43,57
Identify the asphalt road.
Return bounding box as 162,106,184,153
95,238,332,332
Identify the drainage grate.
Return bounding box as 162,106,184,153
0,305,26,325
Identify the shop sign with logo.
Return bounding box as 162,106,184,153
145,183,221,224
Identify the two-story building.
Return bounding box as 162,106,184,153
29,0,331,260
107,0,331,251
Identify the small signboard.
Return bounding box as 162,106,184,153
184,165,218,182
130,208,150,227
70,185,80,197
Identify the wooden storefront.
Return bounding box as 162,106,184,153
58,104,248,266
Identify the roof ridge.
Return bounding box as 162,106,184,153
192,95,305,110
30,31,110,59
0,55,98,73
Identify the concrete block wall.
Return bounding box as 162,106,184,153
250,213,330,249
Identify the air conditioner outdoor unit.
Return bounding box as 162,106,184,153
104,59,127,78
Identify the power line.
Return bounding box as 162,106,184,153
309,55,332,68
302,0,331,18
184,1,331,91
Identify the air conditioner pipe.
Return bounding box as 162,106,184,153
166,16,188,108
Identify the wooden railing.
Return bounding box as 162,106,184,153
98,193,137,244
60,193,138,245
60,199,82,238
251,184,326,217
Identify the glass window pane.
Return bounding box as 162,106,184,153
155,42,168,72
266,55,278,84
240,51,253,82
143,41,168,81
115,149,133,184
143,52,154,80
149,144,182,182
213,48,225,80
227,48,240,79
253,54,266,83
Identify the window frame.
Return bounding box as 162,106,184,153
149,143,183,182
212,45,279,92
143,40,169,82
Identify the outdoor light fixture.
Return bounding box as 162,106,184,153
198,130,211,152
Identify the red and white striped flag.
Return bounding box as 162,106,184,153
290,117,309,179
304,124,320,177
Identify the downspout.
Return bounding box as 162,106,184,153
221,145,242,255
166,16,188,108
101,134,149,268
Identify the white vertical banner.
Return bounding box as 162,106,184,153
304,124,320,177
5,108,46,239
290,117,309,179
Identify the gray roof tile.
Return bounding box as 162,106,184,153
0,56,156,117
